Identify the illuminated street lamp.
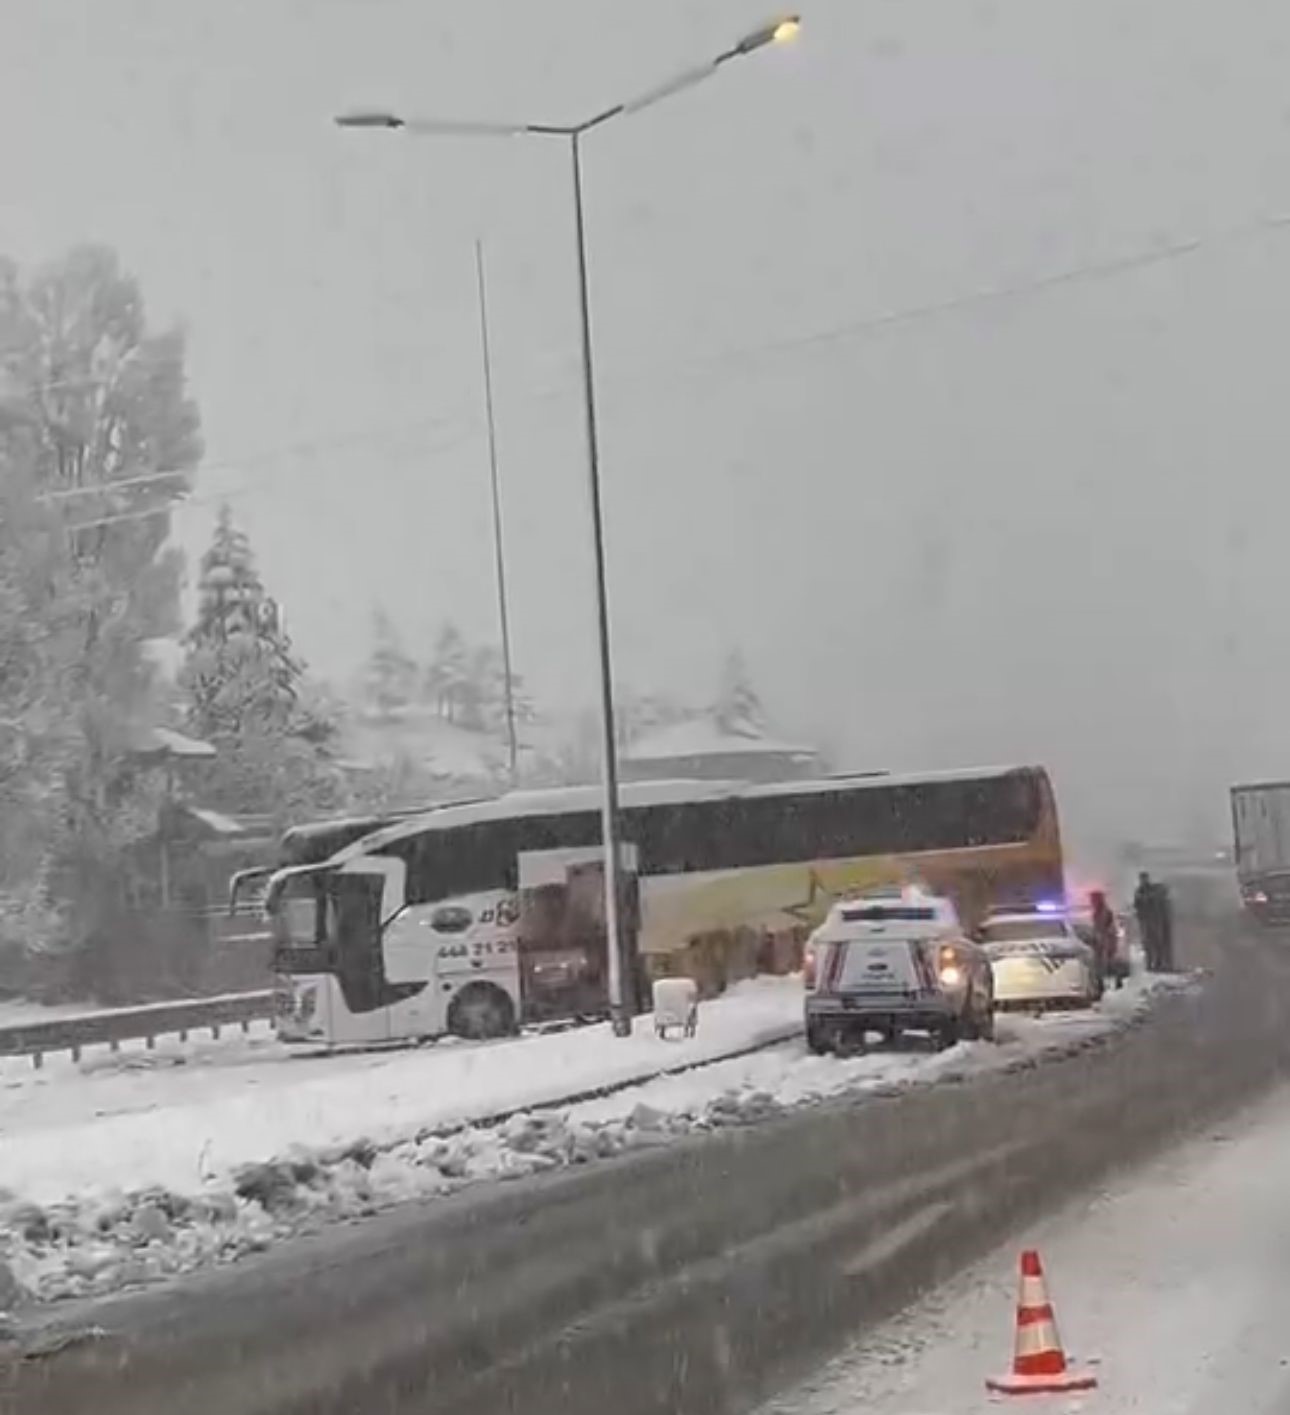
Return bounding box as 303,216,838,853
338,17,800,1037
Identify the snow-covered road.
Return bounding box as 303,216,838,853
762,1082,1290,1415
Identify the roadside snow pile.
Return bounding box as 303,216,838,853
0,975,802,1205
0,967,1199,1309
995,964,1198,1063
0,1077,805,1305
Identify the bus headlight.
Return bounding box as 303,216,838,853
938,963,963,987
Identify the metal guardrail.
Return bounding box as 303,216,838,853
0,989,275,1068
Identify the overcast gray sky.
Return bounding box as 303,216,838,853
4,0,1289,858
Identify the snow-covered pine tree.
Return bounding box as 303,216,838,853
424,621,469,723
178,510,346,821
364,607,417,720
713,649,766,738
181,505,301,740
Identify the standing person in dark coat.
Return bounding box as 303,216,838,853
1156,879,1176,972
1134,871,1163,972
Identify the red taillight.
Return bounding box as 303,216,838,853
803,946,818,989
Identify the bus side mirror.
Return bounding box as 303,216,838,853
228,866,273,917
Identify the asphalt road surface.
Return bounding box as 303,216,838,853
7,914,1289,1415
760,1080,1290,1413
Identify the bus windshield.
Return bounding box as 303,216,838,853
271,873,329,972
271,870,385,977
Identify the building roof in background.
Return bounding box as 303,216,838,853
123,724,217,759
182,806,248,836
624,717,818,764
158,803,274,844
339,705,504,782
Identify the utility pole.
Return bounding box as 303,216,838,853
474,239,520,785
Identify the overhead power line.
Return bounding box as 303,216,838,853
35,403,483,505
590,207,1290,395
20,203,1290,534
401,206,1290,416
59,423,484,534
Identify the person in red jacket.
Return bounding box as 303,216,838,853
1089,889,1125,989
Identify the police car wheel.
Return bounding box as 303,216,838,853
805,1022,831,1055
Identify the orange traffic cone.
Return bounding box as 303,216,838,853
986,1249,1097,1396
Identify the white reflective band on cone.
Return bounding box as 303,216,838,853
1014,1321,1060,1358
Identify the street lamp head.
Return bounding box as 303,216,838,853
772,15,802,43
334,110,406,130
734,14,802,55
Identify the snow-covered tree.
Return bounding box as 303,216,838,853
181,505,300,740
179,510,345,821
460,644,535,735
0,245,202,977
713,649,766,738
364,607,417,719
424,621,469,722
293,678,346,750
0,466,77,966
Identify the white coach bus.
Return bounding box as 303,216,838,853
256,767,1062,1047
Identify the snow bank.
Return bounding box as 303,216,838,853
0,968,1196,1309
0,976,801,1204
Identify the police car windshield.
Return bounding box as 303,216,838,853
983,917,1069,942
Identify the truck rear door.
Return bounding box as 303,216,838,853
1233,785,1290,877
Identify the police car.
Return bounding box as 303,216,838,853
978,902,1102,1011
803,887,995,1054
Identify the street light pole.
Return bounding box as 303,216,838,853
567,129,631,1031
337,15,800,1038
473,239,520,786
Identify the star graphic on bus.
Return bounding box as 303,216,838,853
782,869,839,927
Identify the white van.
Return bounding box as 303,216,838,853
803,889,995,1053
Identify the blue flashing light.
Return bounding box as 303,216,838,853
1035,899,1062,914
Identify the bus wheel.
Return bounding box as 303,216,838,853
448,984,517,1041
